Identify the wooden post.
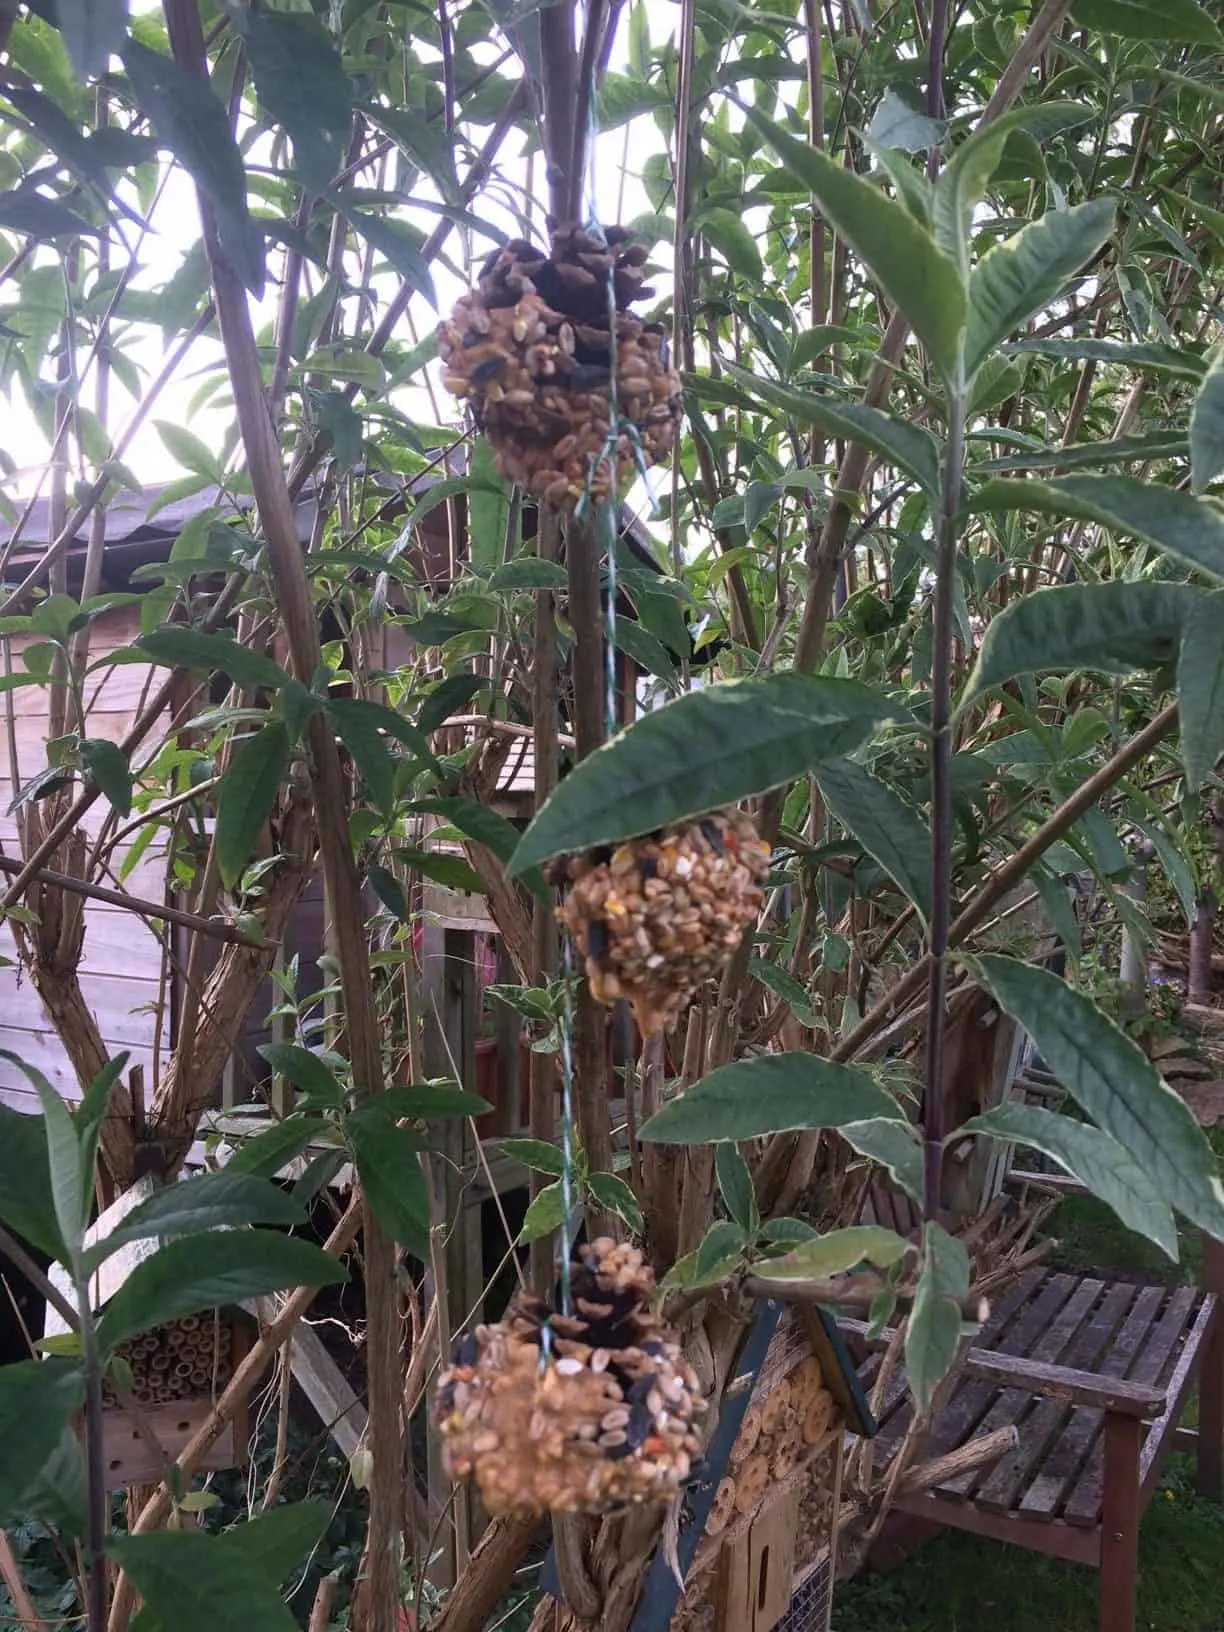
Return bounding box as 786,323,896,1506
1197,1233,1224,1501
1099,1412,1141,1632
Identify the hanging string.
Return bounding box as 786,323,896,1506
556,935,578,1320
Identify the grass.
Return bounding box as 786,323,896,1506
832,1455,1224,1632
834,1132,1224,1632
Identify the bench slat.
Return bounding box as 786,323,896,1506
976,1281,1138,1515
1018,1283,1165,1521
1063,1286,1199,1526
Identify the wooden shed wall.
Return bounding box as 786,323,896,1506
1,608,171,1113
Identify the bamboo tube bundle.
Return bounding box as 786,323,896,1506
102,1315,236,1406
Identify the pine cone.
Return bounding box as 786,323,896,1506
437,226,681,508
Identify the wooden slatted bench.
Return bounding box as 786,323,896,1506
841,1255,1224,1632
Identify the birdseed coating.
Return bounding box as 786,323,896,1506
434,1238,705,1516
436,225,682,508
556,812,771,1035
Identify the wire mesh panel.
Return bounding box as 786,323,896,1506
775,1553,833,1632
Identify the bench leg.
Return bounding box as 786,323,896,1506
1099,1413,1141,1632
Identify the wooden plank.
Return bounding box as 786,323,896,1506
975,1281,1136,1515
937,1276,1104,1500
1139,1293,1215,1498
1062,1286,1198,1526
3,974,164,1048
1018,1283,1164,1521
963,1350,1166,1419
0,1028,156,1104
894,1489,1100,1568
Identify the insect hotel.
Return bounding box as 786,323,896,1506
662,1304,875,1632
43,1179,250,1488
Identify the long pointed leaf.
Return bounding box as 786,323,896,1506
1179,589,1224,790
969,473,1224,580
964,199,1115,377
638,1054,902,1144
511,673,908,872
815,759,932,921
960,1102,1178,1258
741,104,966,380
963,582,1199,700
974,955,1224,1236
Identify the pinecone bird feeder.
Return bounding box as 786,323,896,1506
555,812,771,1034
437,226,682,508
434,1238,705,1516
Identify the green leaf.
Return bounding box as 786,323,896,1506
240,11,352,192
223,1116,326,1180
969,475,1224,581
0,1097,64,1260
587,1172,644,1234
511,673,905,873
815,759,932,921
495,1138,565,1176
31,1076,85,1260
373,1084,492,1119
121,40,265,296
964,199,1115,378
55,0,129,81
715,1144,759,1234
259,1044,345,1108
110,1530,301,1632
213,1497,332,1583
753,1224,906,1282
519,1180,566,1244
0,1360,85,1523
721,363,941,497
934,105,1094,277
154,421,222,483
699,207,765,282
328,198,436,309
747,958,819,1027
393,846,486,893
486,559,570,592
1179,590,1224,791
1002,337,1203,379
639,1054,901,1144
694,1220,749,1284
135,627,287,691
960,1102,1177,1259
415,671,484,734
867,87,946,154
741,104,966,380
963,582,1198,701
345,1111,429,1257
80,737,133,817
329,696,442,785
216,721,290,891
973,955,1224,1236
0,189,98,239
839,1117,923,1204
97,1231,346,1350
759,1218,819,1248
85,1173,305,1273
1071,0,1223,42
1190,354,1224,493
906,1222,970,1413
